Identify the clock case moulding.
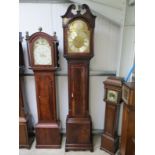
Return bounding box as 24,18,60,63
26,30,61,148
62,4,96,152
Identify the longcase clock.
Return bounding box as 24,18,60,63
120,82,135,155
26,28,61,148
19,32,34,148
100,77,123,155
62,4,96,152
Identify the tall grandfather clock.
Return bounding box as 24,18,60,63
26,28,61,148
120,82,135,155
101,77,123,155
62,4,96,152
19,32,34,148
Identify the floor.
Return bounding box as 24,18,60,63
19,135,119,155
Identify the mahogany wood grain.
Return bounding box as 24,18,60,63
120,82,135,155
100,77,123,155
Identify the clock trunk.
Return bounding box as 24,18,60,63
68,61,89,117
34,71,61,148
65,60,93,152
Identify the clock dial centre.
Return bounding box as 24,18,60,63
73,34,84,48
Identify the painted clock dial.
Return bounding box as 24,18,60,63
33,37,52,65
107,90,118,103
68,19,90,53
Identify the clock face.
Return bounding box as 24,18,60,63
67,19,90,53
122,85,129,103
33,37,52,65
107,90,118,103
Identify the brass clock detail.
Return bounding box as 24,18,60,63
68,19,90,53
26,28,61,148
62,4,96,152
100,77,123,155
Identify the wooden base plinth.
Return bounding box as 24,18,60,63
100,134,119,155
65,116,93,152
19,117,35,149
35,122,61,148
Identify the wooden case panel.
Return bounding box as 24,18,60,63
35,123,61,148
101,134,119,155
34,72,56,122
120,104,135,155
104,103,120,137
68,62,89,117
19,122,28,146
19,80,25,117
66,117,91,144
19,119,34,149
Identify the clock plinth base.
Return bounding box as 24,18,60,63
65,115,93,152
100,133,119,155
35,122,61,148
19,117,35,149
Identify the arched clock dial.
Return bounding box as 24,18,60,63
33,37,52,65
68,19,90,53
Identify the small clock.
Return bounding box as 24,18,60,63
33,37,52,65
101,77,123,154
107,90,118,103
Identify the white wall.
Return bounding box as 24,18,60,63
118,3,135,77
117,2,135,135
20,3,122,132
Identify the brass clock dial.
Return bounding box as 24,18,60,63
33,37,52,65
67,19,90,53
107,90,118,103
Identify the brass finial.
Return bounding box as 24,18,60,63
25,31,29,40
53,32,56,36
38,27,42,32
77,4,81,11
53,32,57,40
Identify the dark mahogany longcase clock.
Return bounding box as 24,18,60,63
100,77,123,155
26,29,61,148
62,4,96,152
120,82,135,155
19,32,34,148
